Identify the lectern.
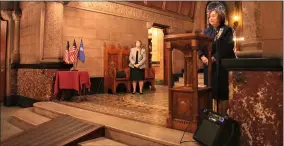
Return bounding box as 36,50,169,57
164,33,214,132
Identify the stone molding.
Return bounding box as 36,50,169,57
19,2,40,10
12,10,21,21
0,10,13,20
114,2,194,22
66,2,193,30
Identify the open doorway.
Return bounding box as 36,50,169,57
148,24,168,85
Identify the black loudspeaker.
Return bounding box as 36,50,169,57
193,109,240,146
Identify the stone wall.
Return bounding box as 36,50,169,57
63,6,148,77
19,2,42,63
240,2,283,58
259,2,283,58
17,1,195,78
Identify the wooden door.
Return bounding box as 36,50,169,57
163,41,169,86
0,19,7,101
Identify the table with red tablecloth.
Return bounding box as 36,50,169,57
53,71,91,98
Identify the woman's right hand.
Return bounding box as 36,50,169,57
201,56,208,65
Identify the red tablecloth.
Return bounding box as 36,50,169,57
54,71,91,96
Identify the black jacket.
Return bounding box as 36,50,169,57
198,24,236,100
199,24,236,60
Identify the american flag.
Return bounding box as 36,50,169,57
69,39,78,63
63,41,70,64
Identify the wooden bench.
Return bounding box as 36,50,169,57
103,43,130,94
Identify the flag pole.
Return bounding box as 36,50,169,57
75,46,79,70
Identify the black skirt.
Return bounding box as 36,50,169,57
130,67,145,81
203,62,229,101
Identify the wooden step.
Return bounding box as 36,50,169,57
79,137,128,146
33,102,199,146
1,115,104,146
9,108,50,131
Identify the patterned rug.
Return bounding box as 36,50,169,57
57,86,169,127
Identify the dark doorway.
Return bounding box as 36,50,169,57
0,18,7,102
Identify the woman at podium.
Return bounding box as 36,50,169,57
198,9,236,114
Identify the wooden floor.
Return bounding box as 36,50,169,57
1,115,104,146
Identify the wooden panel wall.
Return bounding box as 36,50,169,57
130,1,196,19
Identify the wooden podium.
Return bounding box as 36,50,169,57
164,33,214,132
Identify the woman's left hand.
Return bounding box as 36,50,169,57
134,64,139,68
211,57,216,62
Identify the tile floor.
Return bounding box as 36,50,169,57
59,85,169,127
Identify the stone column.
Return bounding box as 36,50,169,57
1,10,14,96
41,2,64,62
239,2,263,52
12,11,21,64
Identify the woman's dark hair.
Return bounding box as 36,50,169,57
209,9,226,26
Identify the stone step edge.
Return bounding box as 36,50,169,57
78,137,128,146
9,108,51,131
33,103,179,146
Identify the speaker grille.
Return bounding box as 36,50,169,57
193,119,220,146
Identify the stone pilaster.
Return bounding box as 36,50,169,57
239,2,263,52
12,10,21,64
1,10,13,96
41,2,64,61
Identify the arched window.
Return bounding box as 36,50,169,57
205,1,227,27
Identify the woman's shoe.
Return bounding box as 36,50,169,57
139,92,143,94
132,92,136,94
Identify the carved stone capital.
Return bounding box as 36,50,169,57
0,10,13,21
44,1,64,5
12,11,22,21
67,2,193,30
19,2,40,10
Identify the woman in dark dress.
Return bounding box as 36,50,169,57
129,40,146,94
199,9,236,114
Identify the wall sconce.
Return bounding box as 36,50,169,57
233,15,239,30
233,15,239,22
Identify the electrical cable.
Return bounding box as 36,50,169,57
179,109,202,144
179,121,196,143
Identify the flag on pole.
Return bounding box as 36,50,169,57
63,41,70,64
69,39,78,63
78,39,85,63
